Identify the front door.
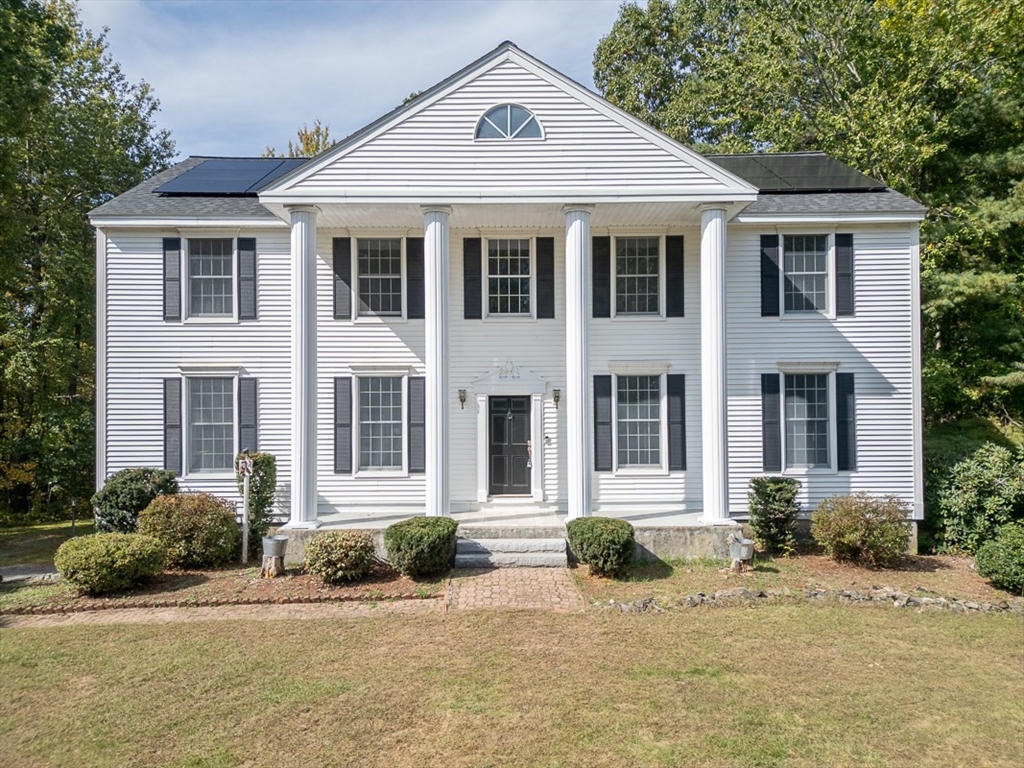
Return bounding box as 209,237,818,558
489,396,531,495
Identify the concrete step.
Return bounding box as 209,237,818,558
455,551,568,569
456,538,566,555
456,525,566,540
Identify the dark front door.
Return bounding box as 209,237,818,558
489,396,531,495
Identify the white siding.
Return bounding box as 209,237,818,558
287,60,730,195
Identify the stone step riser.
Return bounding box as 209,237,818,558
455,552,568,569
456,538,566,555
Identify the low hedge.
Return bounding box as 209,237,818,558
566,517,635,577
54,533,166,595
305,530,376,584
811,493,911,567
975,522,1024,593
137,493,239,568
91,467,179,533
384,517,458,577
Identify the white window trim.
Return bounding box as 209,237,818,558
182,236,239,324
181,372,238,479
353,236,408,322
777,369,839,475
778,230,836,320
611,235,666,320
482,236,536,320
473,103,546,142
353,374,409,478
611,371,669,476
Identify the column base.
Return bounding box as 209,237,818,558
699,514,740,527
280,519,322,530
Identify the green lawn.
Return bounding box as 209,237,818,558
0,519,94,567
2,607,1021,767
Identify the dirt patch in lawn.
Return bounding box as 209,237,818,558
0,562,445,613
576,553,1022,605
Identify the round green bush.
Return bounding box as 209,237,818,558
54,533,166,595
975,522,1024,593
811,493,911,567
748,476,801,557
566,517,635,577
137,493,239,568
304,530,376,584
91,467,179,533
384,517,458,577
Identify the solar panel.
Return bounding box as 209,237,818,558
708,152,885,192
155,158,308,195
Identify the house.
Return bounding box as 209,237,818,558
89,42,926,546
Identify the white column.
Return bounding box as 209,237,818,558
700,207,731,524
424,206,452,516
288,206,319,527
564,205,593,520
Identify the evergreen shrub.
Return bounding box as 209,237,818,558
811,493,911,567
383,517,458,577
304,530,376,584
54,533,166,595
566,517,635,577
747,476,801,556
975,522,1024,593
91,467,179,533
137,493,239,568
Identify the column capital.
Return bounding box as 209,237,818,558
562,203,595,216
285,204,320,216
698,204,728,215
422,205,453,216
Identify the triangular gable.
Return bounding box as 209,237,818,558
260,42,756,204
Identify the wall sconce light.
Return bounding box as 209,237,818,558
458,389,467,409
553,389,561,409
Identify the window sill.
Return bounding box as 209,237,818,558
612,467,670,478
354,469,409,479
777,311,837,322
481,315,537,322
182,471,236,481
782,466,839,476
183,316,239,325
610,314,667,322
353,315,408,325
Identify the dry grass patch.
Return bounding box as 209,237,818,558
1,607,1022,767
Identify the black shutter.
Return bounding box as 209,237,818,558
163,237,181,321
667,374,686,471
334,377,352,474
163,378,182,474
835,234,854,317
536,237,555,319
666,235,685,317
333,237,352,320
836,372,856,470
592,236,611,318
408,377,426,473
594,375,613,472
237,237,257,320
760,234,780,317
406,237,425,319
761,373,782,472
238,378,258,453
463,238,482,319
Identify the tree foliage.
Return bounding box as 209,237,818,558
0,0,175,519
262,118,336,158
595,0,1024,428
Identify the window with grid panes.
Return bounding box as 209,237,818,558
187,377,234,472
616,375,661,467
784,373,830,468
783,235,828,312
357,238,402,316
188,239,233,316
358,377,403,469
487,238,531,315
616,237,660,314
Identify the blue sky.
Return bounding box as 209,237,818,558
78,0,625,158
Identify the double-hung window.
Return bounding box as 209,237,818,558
783,235,829,313
357,238,403,317
784,373,830,469
188,238,234,317
358,376,404,470
616,375,662,468
487,238,531,316
615,237,660,315
187,377,234,473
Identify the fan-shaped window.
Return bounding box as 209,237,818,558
475,104,543,140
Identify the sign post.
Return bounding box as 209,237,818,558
237,451,254,565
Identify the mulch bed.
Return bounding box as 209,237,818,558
1,562,445,615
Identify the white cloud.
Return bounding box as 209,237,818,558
77,0,623,157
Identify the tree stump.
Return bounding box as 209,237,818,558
261,555,285,578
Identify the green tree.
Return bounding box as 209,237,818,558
0,0,175,519
262,118,336,158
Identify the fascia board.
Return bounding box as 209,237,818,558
734,212,925,224
259,188,759,205
89,217,288,228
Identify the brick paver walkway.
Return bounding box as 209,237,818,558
446,568,585,613
0,568,585,628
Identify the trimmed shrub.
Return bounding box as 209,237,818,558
54,533,166,595
747,476,801,556
305,530,376,584
811,493,911,567
935,444,1024,553
384,517,458,577
137,493,239,568
566,517,635,577
975,522,1024,593
235,451,278,557
91,467,179,533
